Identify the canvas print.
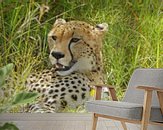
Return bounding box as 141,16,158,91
0,0,162,130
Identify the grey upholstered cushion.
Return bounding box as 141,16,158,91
86,100,163,122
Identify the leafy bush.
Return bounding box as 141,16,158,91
0,64,38,130
0,123,19,130
0,63,38,113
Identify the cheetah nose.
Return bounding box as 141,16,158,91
51,51,65,59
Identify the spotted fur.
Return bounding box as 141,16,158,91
26,19,108,113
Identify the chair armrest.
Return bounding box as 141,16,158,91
89,84,118,101
137,86,163,116
137,86,163,92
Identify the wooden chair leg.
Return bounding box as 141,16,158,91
141,90,152,130
121,121,127,130
92,113,98,130
108,87,118,101
95,86,102,100
157,91,163,114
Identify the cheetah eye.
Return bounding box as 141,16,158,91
51,35,57,41
70,38,80,43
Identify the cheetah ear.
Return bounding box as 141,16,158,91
53,18,66,25
95,23,108,32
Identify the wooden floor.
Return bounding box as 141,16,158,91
0,113,140,130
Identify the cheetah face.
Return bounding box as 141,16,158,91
48,19,108,76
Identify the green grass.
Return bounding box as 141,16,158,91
0,0,162,104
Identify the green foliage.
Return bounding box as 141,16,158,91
0,64,39,130
0,63,13,87
0,64,38,113
0,123,19,130
0,91,38,113
12,92,38,106
0,0,162,102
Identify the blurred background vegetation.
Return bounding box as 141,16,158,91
0,0,162,108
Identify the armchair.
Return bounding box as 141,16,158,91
86,69,163,130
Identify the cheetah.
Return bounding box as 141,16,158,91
26,18,108,113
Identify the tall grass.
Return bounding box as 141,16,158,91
0,0,162,101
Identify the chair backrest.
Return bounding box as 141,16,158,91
123,68,163,107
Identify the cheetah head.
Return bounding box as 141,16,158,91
48,18,108,76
